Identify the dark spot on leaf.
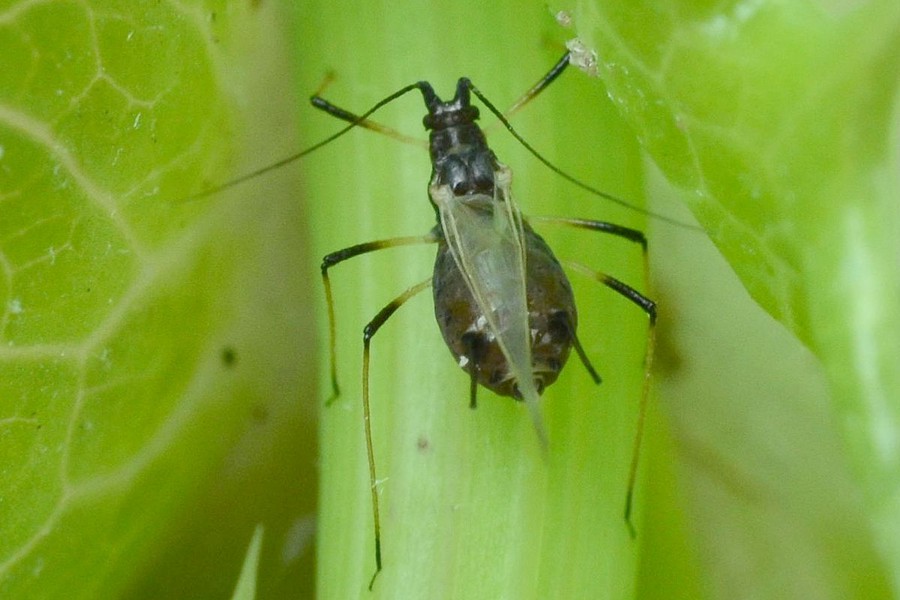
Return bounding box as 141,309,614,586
221,345,237,368
252,404,269,423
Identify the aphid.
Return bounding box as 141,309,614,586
187,50,668,589
313,53,658,589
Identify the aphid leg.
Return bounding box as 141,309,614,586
555,311,601,384
600,275,656,539
310,95,427,148
528,216,650,288
312,70,337,97
361,277,433,590
321,233,438,403
566,262,657,539
495,51,570,122
536,215,656,537
461,332,489,409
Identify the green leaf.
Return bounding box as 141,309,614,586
569,0,900,596
1,2,314,598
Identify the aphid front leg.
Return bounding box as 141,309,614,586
490,51,570,124
311,95,426,147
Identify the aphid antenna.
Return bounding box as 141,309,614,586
463,68,704,232
179,81,430,204
180,52,703,234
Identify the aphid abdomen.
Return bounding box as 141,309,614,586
431,203,578,400
433,231,517,398
522,227,579,392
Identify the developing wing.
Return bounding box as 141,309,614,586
430,166,547,447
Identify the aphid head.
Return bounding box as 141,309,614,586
421,79,480,131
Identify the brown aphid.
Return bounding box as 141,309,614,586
316,58,656,589
191,51,663,591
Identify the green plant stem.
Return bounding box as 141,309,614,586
291,2,656,597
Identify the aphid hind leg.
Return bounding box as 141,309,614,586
566,261,657,540
535,215,656,538
528,215,650,296
361,277,433,590
599,274,656,539
555,311,601,385
321,233,438,402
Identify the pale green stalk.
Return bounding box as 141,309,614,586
291,2,653,598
